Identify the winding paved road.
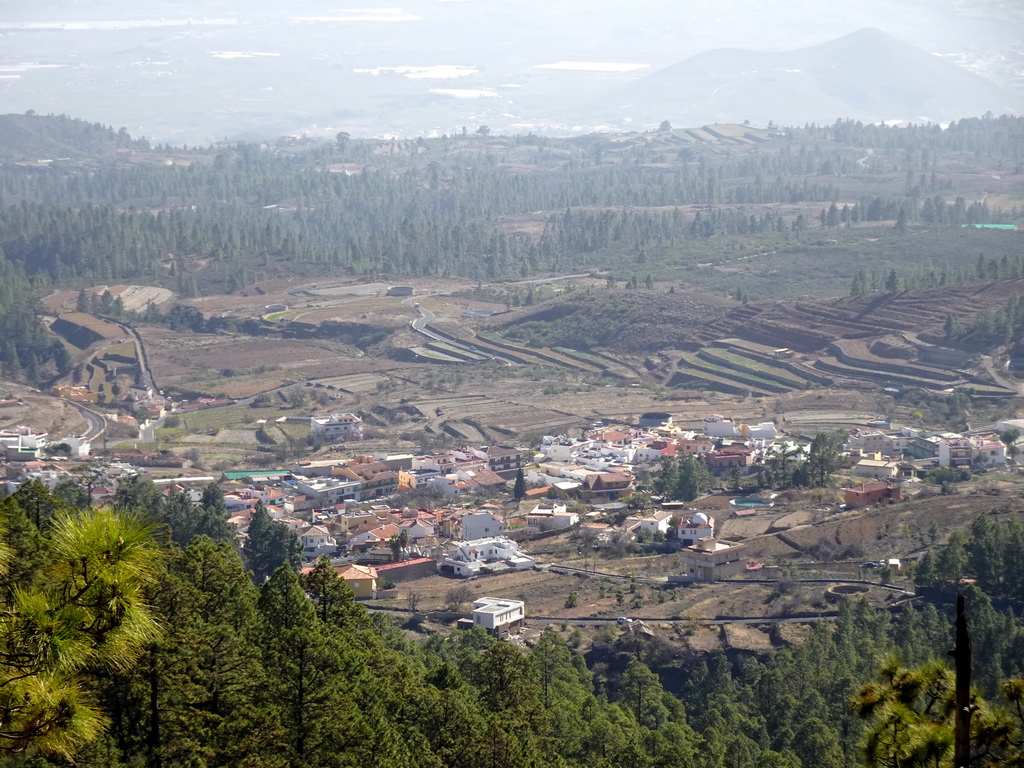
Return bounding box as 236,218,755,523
68,400,107,441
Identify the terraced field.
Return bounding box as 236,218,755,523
315,373,389,393
697,348,812,390
812,355,951,390
670,353,777,396
426,341,489,362
477,332,605,373
407,347,465,363
376,392,578,442
828,339,960,383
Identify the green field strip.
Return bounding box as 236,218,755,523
697,348,809,389
670,367,767,397
442,421,486,442
690,127,723,142
720,345,836,386
477,332,600,372
410,346,464,363
588,350,639,379
431,325,543,365
828,343,960,382
426,341,489,362
553,347,609,368
679,353,786,394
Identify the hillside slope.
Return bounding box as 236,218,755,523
0,113,147,160
495,279,1024,356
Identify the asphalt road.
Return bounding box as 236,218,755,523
68,400,107,441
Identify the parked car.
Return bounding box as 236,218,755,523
859,561,880,569
616,617,634,624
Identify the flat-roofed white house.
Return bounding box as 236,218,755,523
852,458,901,479
525,502,578,534
310,413,364,441
441,536,535,577
472,597,525,637
938,437,1006,468
460,511,504,541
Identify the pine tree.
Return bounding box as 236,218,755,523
513,468,526,502
244,501,301,583
0,504,161,760
112,537,285,767
301,557,369,631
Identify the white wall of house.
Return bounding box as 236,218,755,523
702,417,739,438
461,512,504,541
472,597,525,631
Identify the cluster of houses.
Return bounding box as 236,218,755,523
4,408,1021,612
845,420,1017,478
526,413,779,495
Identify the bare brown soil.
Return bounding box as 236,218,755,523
0,381,90,437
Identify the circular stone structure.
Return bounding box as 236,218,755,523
730,496,775,508
825,583,871,602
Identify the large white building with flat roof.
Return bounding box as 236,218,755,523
472,597,525,637
310,413,363,441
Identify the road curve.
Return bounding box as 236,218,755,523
67,400,107,441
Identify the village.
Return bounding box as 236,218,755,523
4,402,1023,636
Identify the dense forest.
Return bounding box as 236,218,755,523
1,481,1023,767
0,113,1022,382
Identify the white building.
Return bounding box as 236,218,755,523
461,511,505,541
299,525,337,559
701,414,775,440
938,437,1006,468
61,436,92,458
442,536,535,577
310,413,364,441
525,503,578,534
852,459,901,479
539,437,593,462
744,422,778,440
676,538,747,582
676,512,715,547
295,476,362,505
472,597,525,637
625,509,673,536
0,426,48,460
702,414,740,438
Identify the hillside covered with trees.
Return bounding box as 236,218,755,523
1,113,1023,382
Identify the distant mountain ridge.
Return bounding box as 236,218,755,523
578,27,1023,128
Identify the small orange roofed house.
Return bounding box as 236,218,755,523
334,563,378,599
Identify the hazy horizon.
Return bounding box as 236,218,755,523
1,0,1021,144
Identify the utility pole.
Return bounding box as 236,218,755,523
950,593,973,768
